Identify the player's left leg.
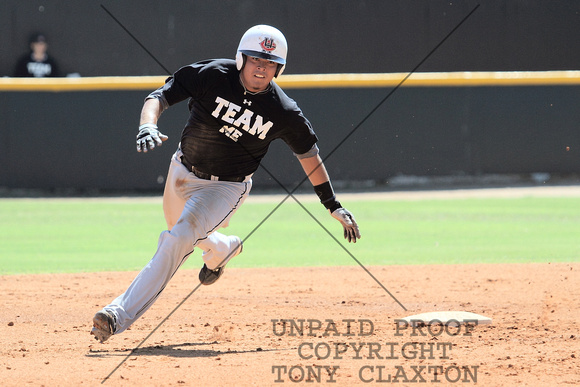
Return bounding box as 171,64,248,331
195,182,250,274
163,148,245,268
195,174,251,285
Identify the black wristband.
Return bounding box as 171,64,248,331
325,199,342,213
313,182,342,212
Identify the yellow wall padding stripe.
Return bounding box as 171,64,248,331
280,71,580,88
1,71,579,92
0,76,167,92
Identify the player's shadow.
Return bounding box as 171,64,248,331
86,341,285,358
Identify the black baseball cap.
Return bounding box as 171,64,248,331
29,33,47,44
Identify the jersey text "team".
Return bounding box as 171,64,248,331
211,96,273,142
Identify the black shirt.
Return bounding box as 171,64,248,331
149,59,318,177
13,53,60,77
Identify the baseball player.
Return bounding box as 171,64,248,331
91,25,361,343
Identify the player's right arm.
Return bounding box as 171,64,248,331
136,98,169,153
140,98,164,126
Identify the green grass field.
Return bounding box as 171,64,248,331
1,195,579,275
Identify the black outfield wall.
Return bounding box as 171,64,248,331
1,84,578,192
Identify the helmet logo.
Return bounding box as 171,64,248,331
260,37,276,52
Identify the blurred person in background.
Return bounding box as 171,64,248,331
13,32,61,77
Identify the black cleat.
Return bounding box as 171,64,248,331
199,264,224,285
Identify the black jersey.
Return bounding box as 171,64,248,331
149,59,318,177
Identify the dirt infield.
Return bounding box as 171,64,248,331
1,186,579,386
1,262,578,386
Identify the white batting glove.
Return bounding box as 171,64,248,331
331,208,361,243
136,123,168,152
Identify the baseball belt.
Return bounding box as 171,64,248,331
181,156,247,182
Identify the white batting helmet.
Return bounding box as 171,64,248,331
236,25,288,77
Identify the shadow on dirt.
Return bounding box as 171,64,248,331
86,341,290,358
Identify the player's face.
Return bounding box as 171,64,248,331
240,56,278,92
